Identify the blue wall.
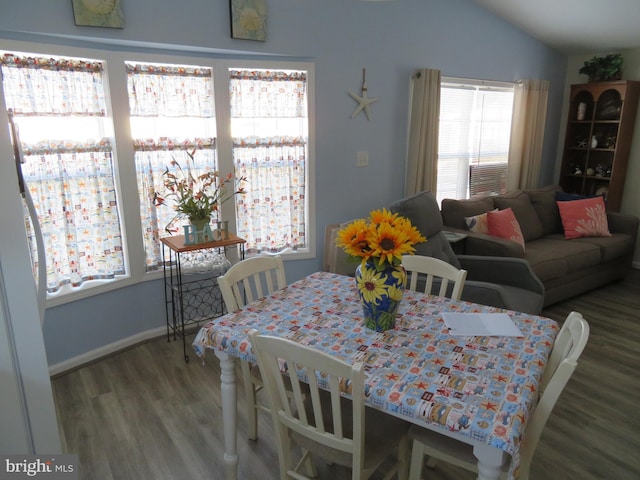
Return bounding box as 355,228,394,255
0,0,568,366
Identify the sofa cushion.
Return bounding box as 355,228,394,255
525,185,562,235
572,233,635,263
493,191,544,241
525,236,601,279
557,196,611,239
520,239,567,281
487,208,525,252
441,197,495,231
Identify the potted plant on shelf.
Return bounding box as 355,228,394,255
579,53,624,82
153,149,246,237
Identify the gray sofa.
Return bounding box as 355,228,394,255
440,185,639,307
389,192,544,314
325,191,546,314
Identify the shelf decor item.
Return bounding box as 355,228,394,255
577,102,587,120
153,150,246,242
578,53,623,82
336,209,426,332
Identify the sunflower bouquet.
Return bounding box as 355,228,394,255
336,208,426,331
336,208,426,269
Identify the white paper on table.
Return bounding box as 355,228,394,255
441,312,523,337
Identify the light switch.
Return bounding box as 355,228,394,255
357,151,369,167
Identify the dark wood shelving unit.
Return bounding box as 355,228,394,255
559,80,640,211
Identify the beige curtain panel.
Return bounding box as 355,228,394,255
405,68,441,196
508,79,550,190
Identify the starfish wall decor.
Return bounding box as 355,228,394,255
349,68,378,120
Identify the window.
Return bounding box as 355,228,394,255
1,52,126,294
0,43,314,304
229,69,308,255
126,62,217,271
437,78,514,205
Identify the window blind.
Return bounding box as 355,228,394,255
437,79,514,203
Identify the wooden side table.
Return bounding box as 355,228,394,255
161,234,246,362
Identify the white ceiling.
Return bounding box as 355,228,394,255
471,0,640,55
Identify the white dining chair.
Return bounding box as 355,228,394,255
402,254,467,300
249,329,410,480
217,255,287,441
407,311,590,480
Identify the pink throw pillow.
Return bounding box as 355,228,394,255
557,196,611,239
487,208,525,251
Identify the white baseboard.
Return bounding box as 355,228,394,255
48,325,167,377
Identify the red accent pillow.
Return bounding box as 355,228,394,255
557,196,611,239
487,208,525,251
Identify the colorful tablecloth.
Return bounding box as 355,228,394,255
193,271,558,470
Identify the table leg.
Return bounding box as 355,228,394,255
473,443,505,480
214,351,238,480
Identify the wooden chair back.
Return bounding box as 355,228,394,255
218,255,286,311
519,311,589,474
217,255,287,441
249,330,368,480
402,254,467,300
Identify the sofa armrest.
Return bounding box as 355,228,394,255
607,212,640,240
463,233,525,258
457,255,544,295
460,280,543,314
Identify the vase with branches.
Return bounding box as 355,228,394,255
153,150,246,235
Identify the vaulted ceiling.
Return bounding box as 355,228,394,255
471,0,640,55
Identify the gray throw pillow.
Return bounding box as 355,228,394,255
441,197,495,230
493,191,543,241
525,185,563,235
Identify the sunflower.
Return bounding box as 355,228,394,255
386,283,405,302
369,208,398,227
367,222,409,265
395,216,425,247
336,218,371,258
356,266,387,304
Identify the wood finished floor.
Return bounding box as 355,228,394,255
52,270,640,480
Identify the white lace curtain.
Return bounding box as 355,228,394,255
1,53,125,292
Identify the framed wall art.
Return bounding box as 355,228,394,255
229,0,267,41
72,0,124,28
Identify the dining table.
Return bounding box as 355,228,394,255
193,271,558,480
